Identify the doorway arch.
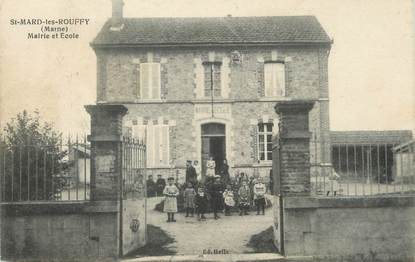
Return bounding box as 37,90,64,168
201,123,226,177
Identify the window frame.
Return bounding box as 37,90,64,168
132,124,170,168
202,61,222,98
257,123,274,162
139,62,161,100
264,61,286,98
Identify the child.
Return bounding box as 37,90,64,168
163,177,180,222
183,182,196,217
223,184,235,216
195,186,208,220
238,180,251,216
253,177,266,215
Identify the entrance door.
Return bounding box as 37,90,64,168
201,123,226,177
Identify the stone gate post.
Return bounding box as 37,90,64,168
274,100,315,196
85,104,128,201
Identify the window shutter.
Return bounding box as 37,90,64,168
153,125,161,166
161,125,169,165
146,124,154,167
276,63,285,96
151,63,160,99
140,64,150,99
264,64,273,97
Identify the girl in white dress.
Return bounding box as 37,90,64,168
163,177,179,222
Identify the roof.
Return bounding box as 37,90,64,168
330,130,413,145
392,140,415,152
91,16,331,47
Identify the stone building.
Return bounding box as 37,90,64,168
90,0,332,182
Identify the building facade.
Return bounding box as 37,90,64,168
91,3,332,182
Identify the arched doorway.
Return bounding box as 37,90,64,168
201,123,226,177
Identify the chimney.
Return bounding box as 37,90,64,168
111,0,124,28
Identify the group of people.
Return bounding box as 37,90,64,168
146,174,166,197
161,158,268,223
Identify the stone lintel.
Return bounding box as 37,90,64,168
274,100,315,115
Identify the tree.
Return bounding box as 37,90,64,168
0,110,67,201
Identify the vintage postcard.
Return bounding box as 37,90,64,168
0,0,414,261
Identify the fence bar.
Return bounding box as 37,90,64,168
346,144,349,195
361,145,365,196
19,146,22,201
51,146,55,200
84,135,87,200
377,144,380,194
384,144,388,193
400,149,404,193
1,150,4,201
35,147,38,200
68,137,71,200
75,135,79,201
368,144,373,195
353,144,357,196
27,146,30,200
43,148,47,200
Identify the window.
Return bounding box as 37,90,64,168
139,63,161,99
203,62,221,97
264,62,285,97
258,123,273,161
132,124,169,167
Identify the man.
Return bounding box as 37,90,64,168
210,175,224,219
156,174,166,197
146,175,156,197
185,160,197,186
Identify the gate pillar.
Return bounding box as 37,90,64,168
272,100,314,255
85,104,128,258
274,100,315,196
85,104,128,201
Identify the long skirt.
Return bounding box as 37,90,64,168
184,195,195,208
164,196,178,213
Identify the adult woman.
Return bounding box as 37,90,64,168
206,156,216,178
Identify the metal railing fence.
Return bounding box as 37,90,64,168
0,135,90,202
311,139,414,197
122,137,146,200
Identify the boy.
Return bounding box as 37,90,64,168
163,177,179,222
253,177,266,215
195,186,208,220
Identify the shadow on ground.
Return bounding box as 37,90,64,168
245,226,278,253
125,225,176,258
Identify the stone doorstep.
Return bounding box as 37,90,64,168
123,253,313,262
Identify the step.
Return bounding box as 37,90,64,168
123,253,313,262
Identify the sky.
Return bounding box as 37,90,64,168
0,0,414,135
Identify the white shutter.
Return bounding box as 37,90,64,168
161,125,169,165
132,125,146,142
154,125,161,166
151,63,161,99
276,63,285,96
140,64,150,99
264,63,273,97
146,124,154,167
264,63,285,97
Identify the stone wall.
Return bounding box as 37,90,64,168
0,201,120,260
283,196,415,261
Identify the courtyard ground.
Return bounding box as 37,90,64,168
140,196,275,256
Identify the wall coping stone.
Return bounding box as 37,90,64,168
284,195,415,209
1,201,119,216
